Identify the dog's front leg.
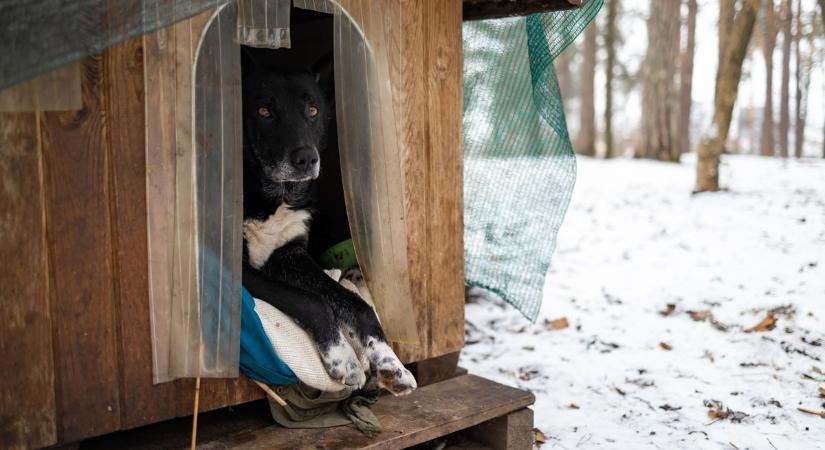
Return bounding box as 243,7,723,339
261,244,417,395
243,264,366,388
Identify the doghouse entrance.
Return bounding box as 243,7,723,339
144,0,421,383
241,8,352,259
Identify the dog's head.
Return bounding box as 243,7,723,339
242,55,332,187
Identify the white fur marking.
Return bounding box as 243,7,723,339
322,334,366,388
244,204,311,269
367,338,417,395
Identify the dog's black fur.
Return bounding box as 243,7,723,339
240,50,415,394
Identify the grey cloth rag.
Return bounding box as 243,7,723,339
267,376,382,436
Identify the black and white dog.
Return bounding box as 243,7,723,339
240,54,416,395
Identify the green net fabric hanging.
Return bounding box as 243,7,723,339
463,1,602,321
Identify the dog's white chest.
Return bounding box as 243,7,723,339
244,204,311,269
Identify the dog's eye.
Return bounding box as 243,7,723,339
308,105,319,118
257,106,271,118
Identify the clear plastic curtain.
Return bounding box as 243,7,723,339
463,1,603,321
294,0,421,345
145,0,290,382
236,0,291,48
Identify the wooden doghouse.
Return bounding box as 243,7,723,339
0,0,581,448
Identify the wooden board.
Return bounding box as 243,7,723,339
423,0,465,360
105,36,180,430
40,54,122,442
463,0,582,20
463,408,534,450
387,0,465,363
0,63,81,112
0,113,57,449
199,374,535,450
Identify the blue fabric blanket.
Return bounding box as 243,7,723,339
239,287,298,386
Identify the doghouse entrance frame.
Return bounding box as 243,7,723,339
144,0,450,383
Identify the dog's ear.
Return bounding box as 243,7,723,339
312,52,335,99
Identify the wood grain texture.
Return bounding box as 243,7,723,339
105,36,180,430
392,0,431,363
40,54,122,442
143,23,179,386
387,0,465,364
0,113,57,449
463,408,534,450
0,63,81,112
199,374,535,450
424,0,465,358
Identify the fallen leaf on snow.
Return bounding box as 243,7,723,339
797,407,825,419
533,428,548,445
545,317,569,330
704,400,749,423
568,403,580,409
659,303,676,316
744,314,777,333
688,310,711,321
660,342,673,351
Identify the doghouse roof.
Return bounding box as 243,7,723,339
463,0,585,20
0,0,585,91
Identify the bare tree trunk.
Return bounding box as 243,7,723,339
696,0,761,193
718,0,736,103
794,0,803,158
760,0,778,157
604,0,619,158
678,0,698,155
640,0,680,161
820,0,825,157
575,22,597,157
778,0,792,157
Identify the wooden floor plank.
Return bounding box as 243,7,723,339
200,374,534,450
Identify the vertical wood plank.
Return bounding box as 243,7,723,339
424,0,465,357
143,24,178,386
40,54,122,442
0,113,57,448
105,37,180,430
393,0,431,362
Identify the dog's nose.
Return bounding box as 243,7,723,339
290,147,319,172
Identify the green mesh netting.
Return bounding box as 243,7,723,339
463,1,603,321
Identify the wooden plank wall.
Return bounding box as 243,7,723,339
390,0,465,362
0,31,259,448
40,53,124,442
0,0,463,446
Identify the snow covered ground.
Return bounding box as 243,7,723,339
461,155,825,449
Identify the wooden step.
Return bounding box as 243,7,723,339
200,374,535,450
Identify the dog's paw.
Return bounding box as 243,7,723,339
321,339,366,388
367,339,417,396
